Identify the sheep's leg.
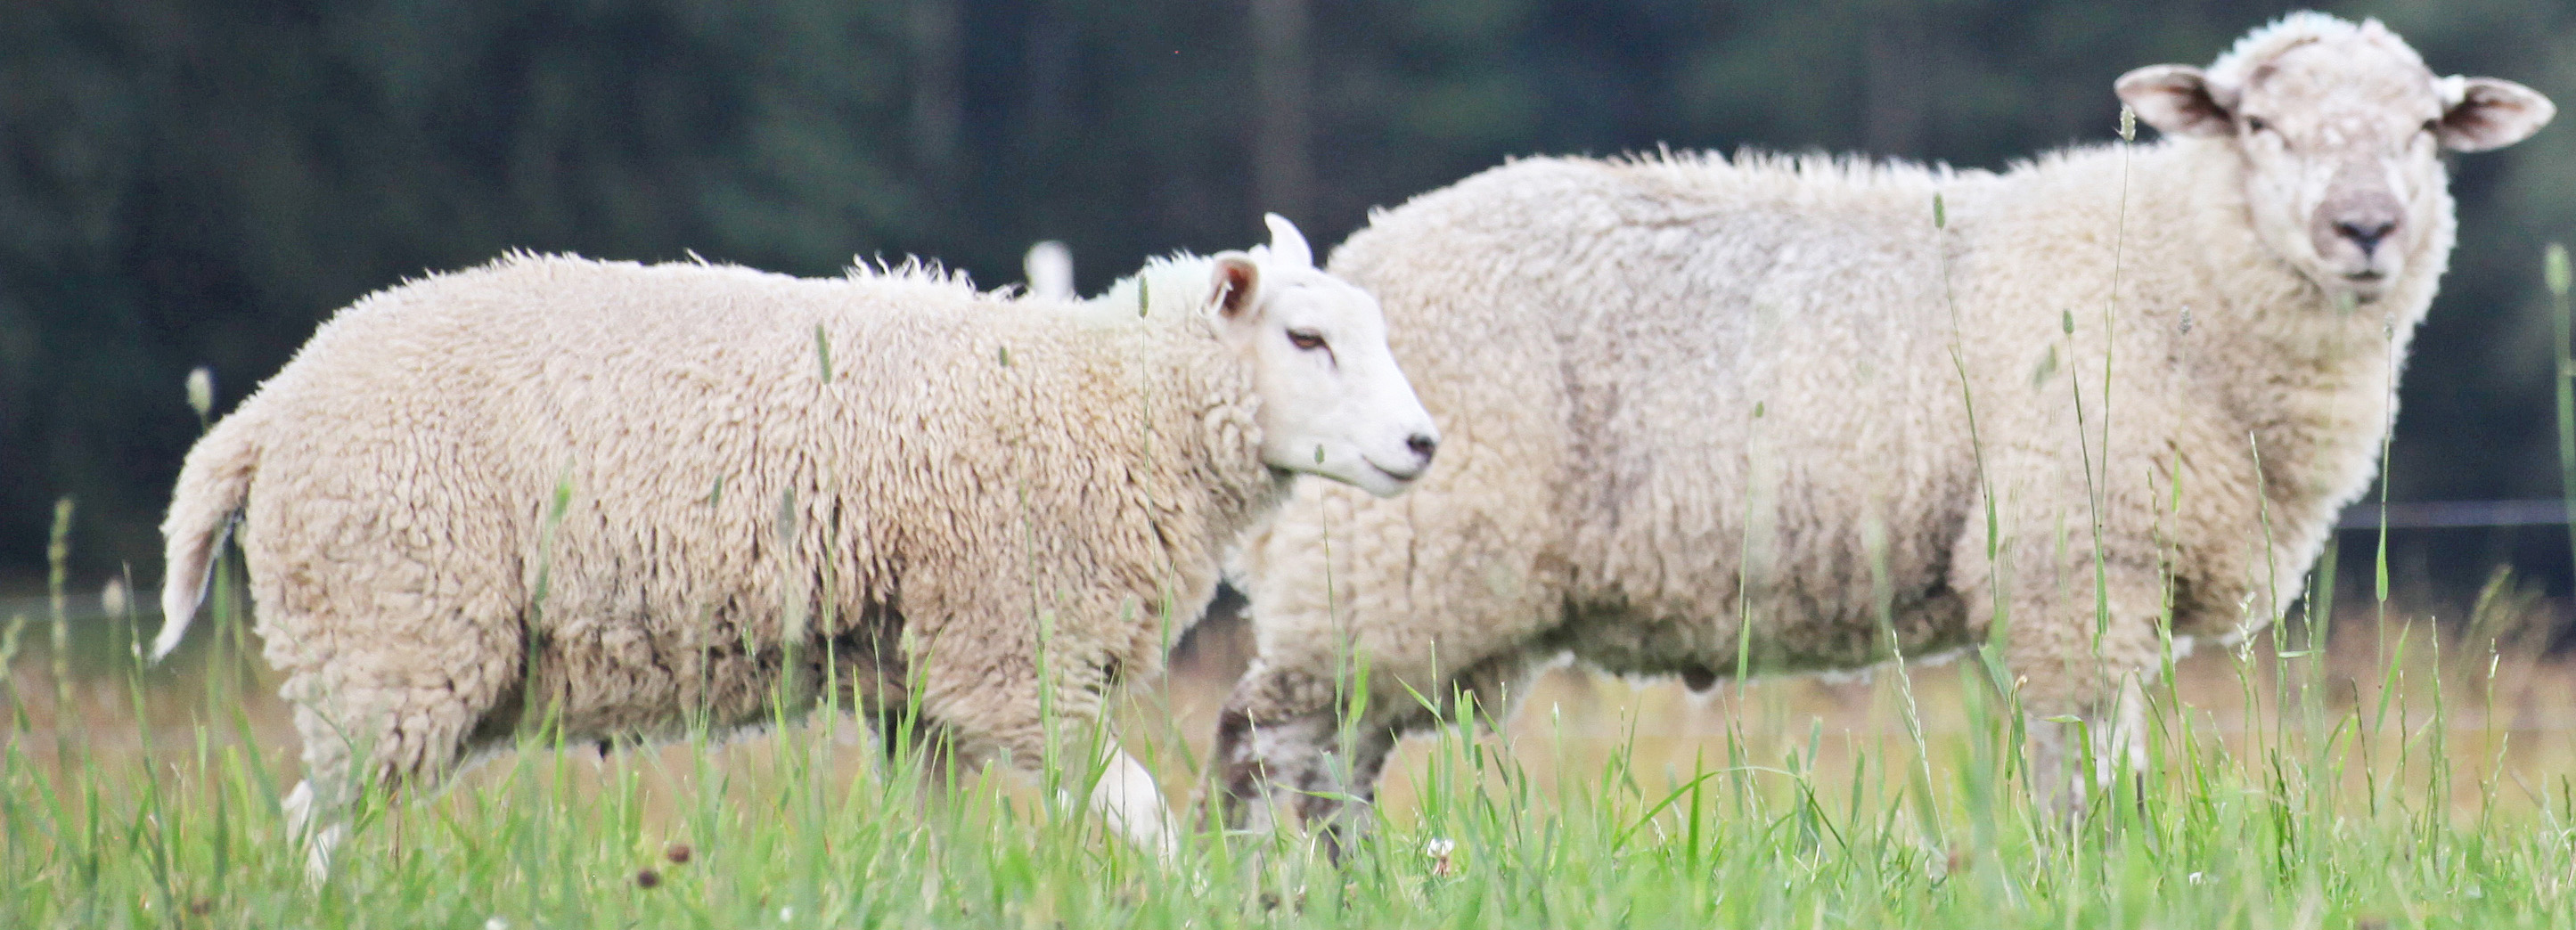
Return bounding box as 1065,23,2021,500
2021,670,2151,817
1217,652,1525,861
281,692,372,884
2004,566,2165,823
1213,699,1396,858
279,665,513,881
1212,694,1326,838
1089,745,1180,860
1302,722,1402,862
279,778,348,885
943,724,1182,859
1214,660,1346,840
1224,469,1572,852
905,640,1182,859
1330,651,1535,858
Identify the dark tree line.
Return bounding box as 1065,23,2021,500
4,0,2572,603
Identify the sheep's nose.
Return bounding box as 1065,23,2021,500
2334,217,2398,257
1406,432,1439,465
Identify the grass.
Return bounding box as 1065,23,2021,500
5,572,2576,928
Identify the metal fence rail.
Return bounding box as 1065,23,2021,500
2335,499,2576,530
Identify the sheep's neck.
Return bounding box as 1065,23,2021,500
2159,139,2446,531
1083,330,1282,567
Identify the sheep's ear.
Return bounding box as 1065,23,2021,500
2115,65,2234,138
1211,254,1263,323
2437,77,2555,152
1263,213,1313,268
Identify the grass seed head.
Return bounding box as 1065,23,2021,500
184,367,213,420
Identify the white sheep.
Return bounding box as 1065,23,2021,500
153,215,1440,873
1214,13,2554,846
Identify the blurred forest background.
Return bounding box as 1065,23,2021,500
3,1,2573,622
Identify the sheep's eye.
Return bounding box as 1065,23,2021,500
2245,116,2269,134
2421,118,2441,135
1287,329,1327,351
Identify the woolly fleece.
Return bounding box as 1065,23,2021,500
159,252,1298,844
1216,12,2555,840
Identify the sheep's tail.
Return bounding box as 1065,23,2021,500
153,410,262,663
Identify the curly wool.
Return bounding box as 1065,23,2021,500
159,252,1282,795
1223,127,2450,820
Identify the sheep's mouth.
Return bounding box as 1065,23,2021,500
1367,461,1424,484
2338,270,2390,304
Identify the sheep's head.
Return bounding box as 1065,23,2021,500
2117,13,2553,305
1209,215,1440,497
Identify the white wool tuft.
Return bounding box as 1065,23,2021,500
2205,12,2422,89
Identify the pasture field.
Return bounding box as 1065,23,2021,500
4,557,2576,929
7,246,2575,928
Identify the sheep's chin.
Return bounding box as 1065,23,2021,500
1274,461,1412,498
2278,251,2392,308
1342,467,1415,499
2311,270,2390,308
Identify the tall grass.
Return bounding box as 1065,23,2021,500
6,562,2576,927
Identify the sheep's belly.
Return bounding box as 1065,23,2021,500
503,611,911,745
1559,586,1974,686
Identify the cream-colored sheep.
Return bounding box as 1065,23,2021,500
154,216,1440,874
1215,12,2554,846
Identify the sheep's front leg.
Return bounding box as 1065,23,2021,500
1090,745,1180,860
910,632,1182,861
1214,660,1408,861
1212,698,1324,837
2004,562,2167,821
2021,669,2151,817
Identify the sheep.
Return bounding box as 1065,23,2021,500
1214,12,2555,849
152,215,1441,875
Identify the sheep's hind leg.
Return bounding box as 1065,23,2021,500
279,776,347,885
281,672,511,883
